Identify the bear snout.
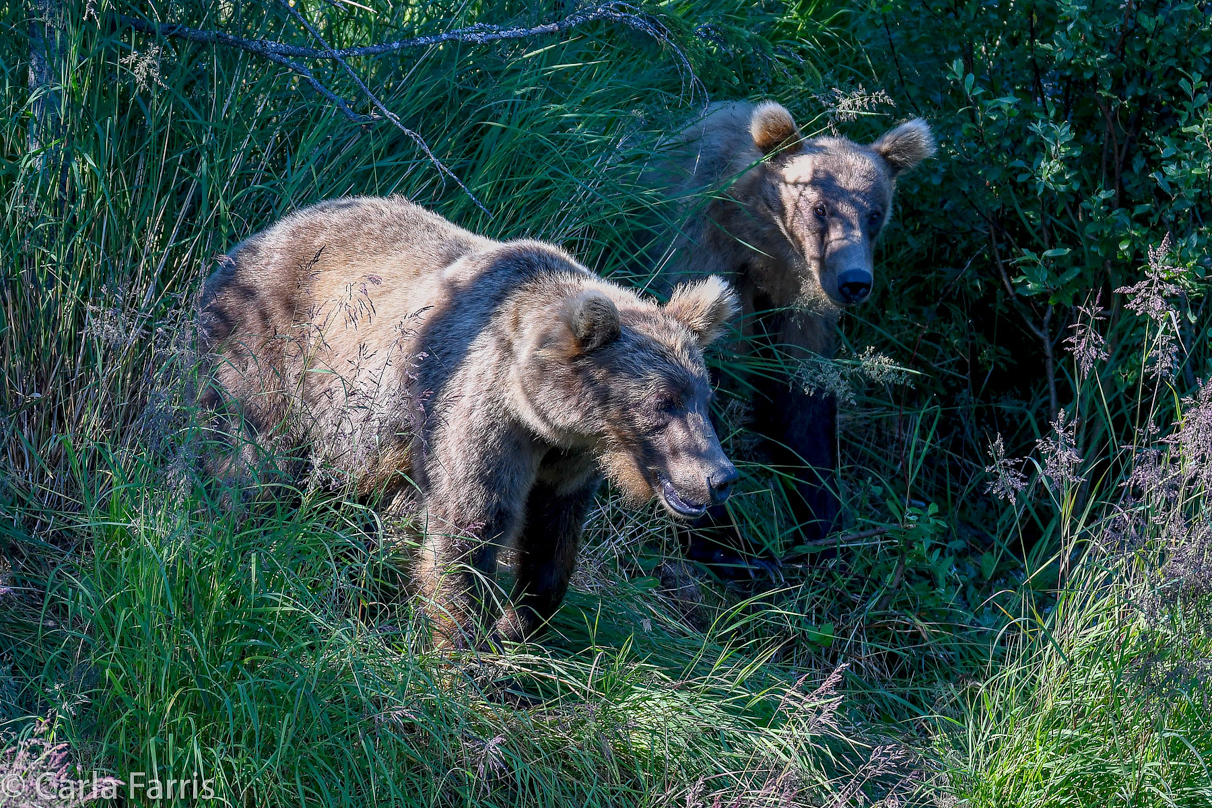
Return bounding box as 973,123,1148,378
708,464,739,504
836,267,873,304
655,452,738,519
656,473,710,518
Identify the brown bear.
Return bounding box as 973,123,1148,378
642,101,935,570
199,196,741,645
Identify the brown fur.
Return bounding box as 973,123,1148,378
642,102,935,548
646,102,935,352
200,196,740,645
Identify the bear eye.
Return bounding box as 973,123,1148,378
651,393,682,416
868,211,883,226
813,203,828,219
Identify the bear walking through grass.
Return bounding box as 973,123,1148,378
643,101,935,570
199,196,740,645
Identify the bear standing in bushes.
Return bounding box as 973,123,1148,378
199,196,740,646
644,101,935,568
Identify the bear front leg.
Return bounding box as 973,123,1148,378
496,478,600,642
415,502,519,650
759,380,840,544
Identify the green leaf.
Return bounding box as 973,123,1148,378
981,552,997,580
805,623,835,648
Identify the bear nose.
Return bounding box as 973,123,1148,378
708,464,739,504
837,269,873,304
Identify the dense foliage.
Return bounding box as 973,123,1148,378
853,0,1212,455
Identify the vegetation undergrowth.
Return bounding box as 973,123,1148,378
0,0,1209,806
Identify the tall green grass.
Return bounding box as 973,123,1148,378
952,556,1212,807
946,492,1212,805
932,241,1212,805
1,2,924,806
20,448,892,806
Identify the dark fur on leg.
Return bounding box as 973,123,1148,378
682,353,839,579
678,505,774,579
755,382,840,544
498,475,599,641
417,513,513,650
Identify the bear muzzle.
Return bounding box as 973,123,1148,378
657,474,708,517
707,465,739,503
837,268,873,304
655,462,739,519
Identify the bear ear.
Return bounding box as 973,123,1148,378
564,290,621,354
870,119,936,177
750,101,803,157
665,276,741,348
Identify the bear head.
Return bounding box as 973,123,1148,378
738,102,936,311
516,275,741,519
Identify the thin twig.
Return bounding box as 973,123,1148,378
874,538,908,613
991,237,1059,416
118,2,695,212
258,48,373,124
275,0,484,212
805,526,893,550
118,3,667,60
783,527,895,565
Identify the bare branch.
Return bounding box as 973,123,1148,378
784,526,893,556
275,0,485,213
117,2,698,213
258,49,374,125
116,2,685,64
990,236,1060,416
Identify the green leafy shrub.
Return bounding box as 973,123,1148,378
846,6,1212,801
852,0,1212,439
